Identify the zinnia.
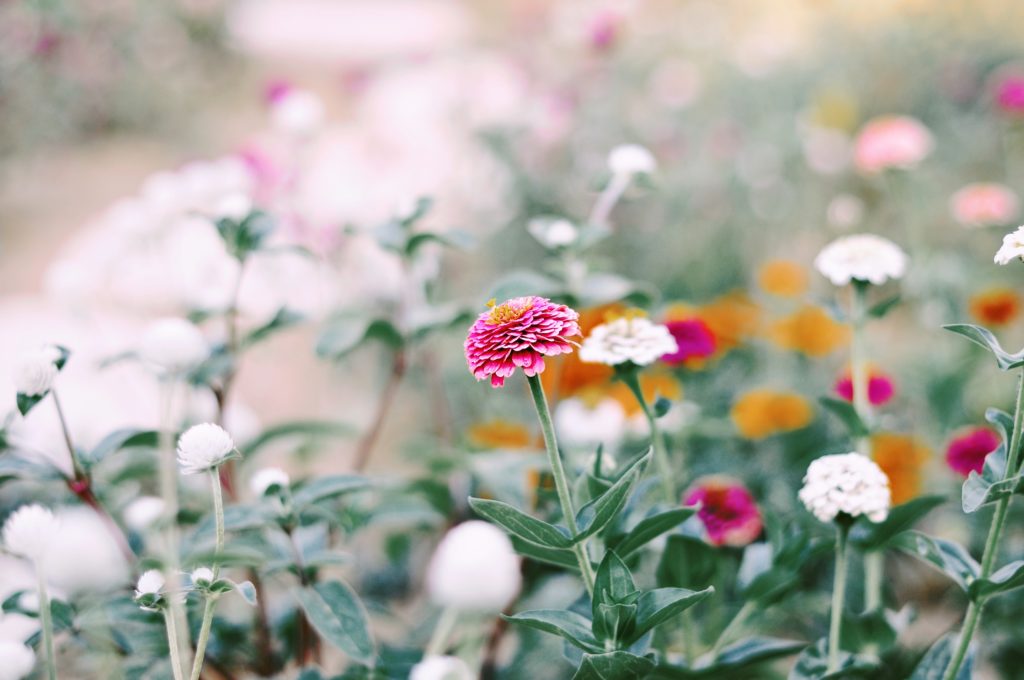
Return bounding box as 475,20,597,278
950,183,1019,228
684,476,763,547
799,452,891,523
852,115,933,174
464,297,580,388
946,427,1000,478
834,367,895,406
994,226,1024,265
578,314,678,366
814,234,908,286
970,288,1021,326
661,319,716,366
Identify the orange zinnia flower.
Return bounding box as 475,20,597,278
871,433,930,505
757,260,809,298
731,389,813,439
466,419,534,450
768,304,850,356
969,288,1020,327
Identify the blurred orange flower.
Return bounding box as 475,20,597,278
970,288,1020,326
466,419,533,450
768,304,850,356
757,259,809,298
608,372,683,417
731,389,813,439
541,304,620,398
666,292,760,360
871,433,930,505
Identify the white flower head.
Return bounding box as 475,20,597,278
578,315,678,366
608,144,657,176
527,216,579,249
250,467,290,496
13,345,62,397
798,452,891,524
555,397,626,452
139,318,208,375
271,89,325,136
410,655,473,680
213,193,253,222
426,521,521,612
995,226,1024,265
124,496,166,531
814,234,908,286
0,640,35,680
2,504,60,563
191,567,214,587
176,423,236,475
134,569,166,611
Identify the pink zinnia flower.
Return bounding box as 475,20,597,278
465,297,580,388
834,368,895,407
684,476,763,547
853,116,933,174
993,67,1024,116
950,183,1019,228
946,427,1000,477
661,319,716,365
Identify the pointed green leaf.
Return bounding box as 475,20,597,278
83,428,159,467
628,586,714,644
944,324,1024,370
909,632,973,680
897,532,980,592
967,559,1024,600
503,609,602,653
243,307,304,347
294,580,374,664
849,495,945,551
867,295,900,319
819,398,869,438
469,497,573,548
610,508,697,558
509,536,579,570
574,454,648,542
292,475,371,508
572,651,655,680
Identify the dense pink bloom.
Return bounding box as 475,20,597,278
835,368,895,406
661,319,716,365
465,297,580,388
853,116,933,174
950,183,1019,228
946,427,1000,477
684,476,763,547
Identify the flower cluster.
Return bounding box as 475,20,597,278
799,452,891,524
578,314,678,366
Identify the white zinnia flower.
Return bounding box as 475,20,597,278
578,316,678,366
410,655,473,680
0,640,35,680
555,397,626,452
176,423,235,475
191,567,214,586
271,89,325,136
995,226,1024,265
250,467,290,496
2,505,59,563
124,496,166,531
213,193,253,222
425,521,521,612
813,234,908,286
798,452,891,524
608,144,657,176
139,318,208,375
527,217,579,249
13,346,61,397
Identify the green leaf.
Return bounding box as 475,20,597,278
233,580,258,605
294,581,375,664
316,315,404,360
405,230,475,256
849,495,945,551
629,587,714,644
840,609,896,652
789,638,877,679
967,559,1024,600
488,270,565,302
82,428,159,467
241,420,357,458
909,633,973,680
897,532,980,592
867,295,901,319
657,535,717,590
242,307,304,347
469,497,573,548
609,508,696,558
572,651,655,680
0,454,63,483
292,475,371,508
653,397,673,418
574,453,648,542
509,536,579,571
16,393,46,417
943,324,1024,370
503,610,602,653
819,398,869,438
592,551,639,642
711,637,808,671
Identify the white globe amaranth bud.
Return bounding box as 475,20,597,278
124,496,166,531
527,216,579,249
578,316,678,366
191,567,215,586
134,569,166,611
250,467,290,496
177,423,236,475
425,520,521,612
813,234,908,286
139,318,208,375
13,345,62,396
2,504,60,563
799,452,891,524
0,640,36,680
410,655,473,680
608,144,657,176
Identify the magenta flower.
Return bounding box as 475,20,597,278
684,476,763,547
661,319,716,365
465,297,580,388
994,70,1024,115
946,427,1000,477
834,369,895,406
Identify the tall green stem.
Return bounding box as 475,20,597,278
36,566,57,680
942,370,1024,680
621,371,677,504
158,380,191,667
527,375,596,596
828,524,849,673
425,606,459,657
190,470,227,680
189,599,216,680
163,608,187,680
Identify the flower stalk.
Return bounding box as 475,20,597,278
828,522,850,673
36,565,57,680
163,607,187,680
620,370,677,504
189,469,227,680
425,606,459,657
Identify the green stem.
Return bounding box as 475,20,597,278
942,370,1024,680
526,375,596,596
710,601,756,659
163,607,187,680
864,552,883,613
50,388,84,480
425,606,459,657
189,469,227,680
621,371,677,504
828,524,849,673
36,565,57,680
158,380,191,666
189,599,216,680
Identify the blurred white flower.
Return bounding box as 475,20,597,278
0,640,35,680
579,316,678,366
555,397,626,452
527,217,578,249
799,452,891,523
177,423,235,475
13,346,61,396
608,144,657,177
827,194,864,229
214,193,254,222
124,496,166,531
271,89,325,137
191,567,214,586
2,505,59,564
250,467,290,496
139,318,207,375
814,234,908,286
136,570,165,596
426,520,521,612
43,508,130,594
801,126,850,175
995,226,1024,265
410,655,473,680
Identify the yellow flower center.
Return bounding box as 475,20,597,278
486,297,534,325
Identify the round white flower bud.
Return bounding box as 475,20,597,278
2,504,59,563
191,567,214,586
608,144,657,176
250,467,290,496
410,655,473,680
578,316,678,366
798,452,891,524
814,234,908,286
425,521,521,612
527,217,579,249
995,225,1024,265
0,640,35,680
13,346,61,396
271,89,325,136
124,496,166,531
139,318,208,375
176,423,235,475
135,569,165,596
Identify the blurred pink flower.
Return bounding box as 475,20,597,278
946,427,1000,477
661,319,716,366
684,476,763,547
993,67,1024,115
464,297,580,388
834,368,895,406
853,116,933,174
588,11,620,51
950,183,1019,228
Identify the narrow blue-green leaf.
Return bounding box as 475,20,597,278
503,609,602,653
294,580,375,664
469,497,573,549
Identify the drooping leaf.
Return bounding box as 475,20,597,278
849,495,946,551
509,536,580,571
967,559,1024,600
503,609,602,653
943,324,1024,370
82,429,159,467
294,580,375,664
290,475,370,508
242,307,304,347
316,315,404,360
469,497,573,549
609,507,696,558
896,532,980,592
